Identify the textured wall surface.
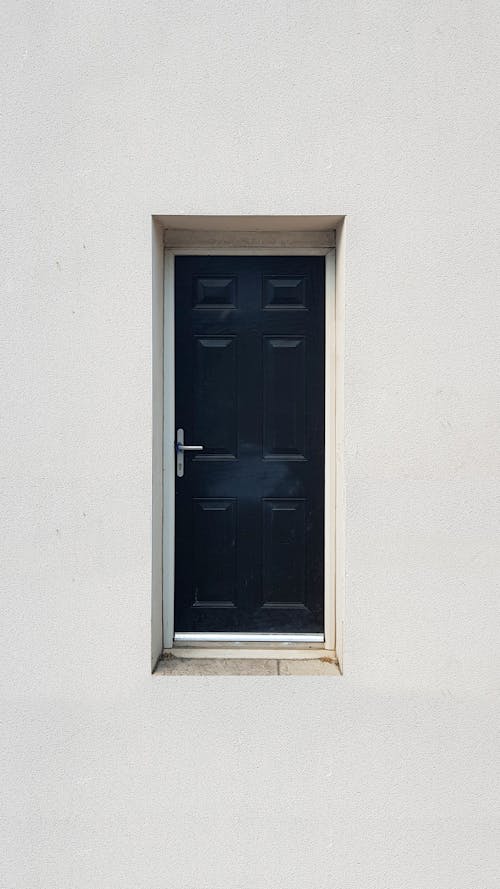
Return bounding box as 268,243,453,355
1,2,499,887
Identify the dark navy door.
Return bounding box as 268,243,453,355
174,256,325,634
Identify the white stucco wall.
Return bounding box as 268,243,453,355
2,2,499,887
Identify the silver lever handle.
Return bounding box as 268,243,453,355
176,428,203,477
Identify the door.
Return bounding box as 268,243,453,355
174,255,325,637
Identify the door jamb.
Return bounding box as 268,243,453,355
159,233,344,668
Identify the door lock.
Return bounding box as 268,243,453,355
176,428,203,477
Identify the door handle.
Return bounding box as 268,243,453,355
176,428,203,477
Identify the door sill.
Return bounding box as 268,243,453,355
174,632,324,644
166,646,337,661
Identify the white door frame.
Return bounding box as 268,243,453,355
157,227,344,666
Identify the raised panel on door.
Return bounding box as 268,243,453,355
193,336,237,459
193,275,237,309
263,275,308,310
263,336,306,459
193,499,237,607
262,499,306,606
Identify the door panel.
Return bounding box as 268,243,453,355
263,275,308,310
193,499,237,606
174,255,325,634
194,275,237,309
263,336,306,459
262,499,306,606
194,336,237,458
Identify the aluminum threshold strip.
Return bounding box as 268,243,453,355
174,632,325,643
